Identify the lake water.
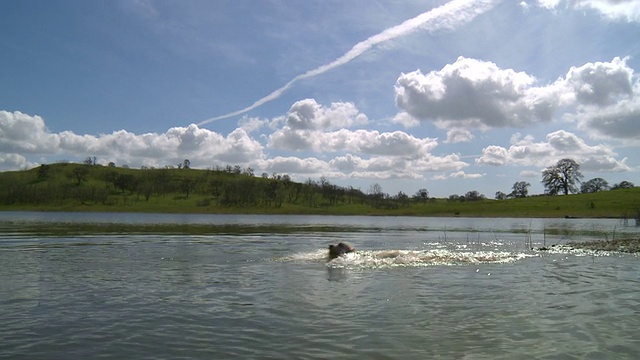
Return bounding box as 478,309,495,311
1,212,639,359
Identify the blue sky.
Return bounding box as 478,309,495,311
1,0,639,198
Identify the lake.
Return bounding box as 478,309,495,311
1,212,639,359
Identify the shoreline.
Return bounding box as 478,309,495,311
0,207,635,220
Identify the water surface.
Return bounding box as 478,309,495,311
1,212,639,359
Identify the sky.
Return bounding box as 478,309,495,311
1,0,639,198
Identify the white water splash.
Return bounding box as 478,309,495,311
279,248,532,269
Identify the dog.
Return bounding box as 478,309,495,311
328,242,356,260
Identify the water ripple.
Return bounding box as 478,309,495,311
2,228,640,359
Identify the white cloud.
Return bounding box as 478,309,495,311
562,57,640,140
0,111,265,169
431,174,449,180
394,56,565,130
574,0,640,22
268,100,438,156
530,0,640,22
476,130,629,171
411,153,468,173
0,111,59,153
574,98,640,140
396,56,640,141
257,156,332,175
238,116,268,133
283,99,368,131
450,170,485,179
328,129,437,156
475,145,509,166
391,111,420,128
565,56,634,106
536,0,562,10
445,128,475,143
0,153,34,169
254,151,467,182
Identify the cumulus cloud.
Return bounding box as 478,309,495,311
268,100,440,156
281,99,368,131
450,171,485,179
476,130,629,171
574,99,640,140
445,129,475,143
0,153,34,169
394,56,566,130
563,57,640,140
238,116,268,133
330,153,465,180
257,156,332,175
0,111,59,153
254,151,468,182
0,110,265,169
396,56,640,141
1,107,469,183
391,111,420,128
564,57,634,106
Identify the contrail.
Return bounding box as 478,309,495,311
197,0,498,126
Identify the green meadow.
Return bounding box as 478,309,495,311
0,163,638,220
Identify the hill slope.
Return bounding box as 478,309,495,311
0,163,638,219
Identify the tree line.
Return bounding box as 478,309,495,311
0,162,428,209
493,158,634,200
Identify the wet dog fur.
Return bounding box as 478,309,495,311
328,242,355,259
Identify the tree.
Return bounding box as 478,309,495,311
114,174,136,193
611,181,635,190
182,159,191,169
541,159,583,195
414,188,429,203
70,165,90,185
465,190,485,201
83,156,96,165
37,164,50,181
510,181,530,198
580,178,609,193
495,191,507,200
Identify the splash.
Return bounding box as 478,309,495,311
279,248,531,269
197,0,499,125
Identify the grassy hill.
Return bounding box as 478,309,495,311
0,163,638,220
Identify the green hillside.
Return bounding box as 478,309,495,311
0,163,638,220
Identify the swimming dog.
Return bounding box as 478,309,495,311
328,242,355,259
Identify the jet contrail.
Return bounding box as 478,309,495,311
197,0,498,126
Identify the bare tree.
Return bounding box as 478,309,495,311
510,181,530,198
542,159,583,195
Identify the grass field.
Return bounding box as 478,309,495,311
0,163,638,220
1,188,638,221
